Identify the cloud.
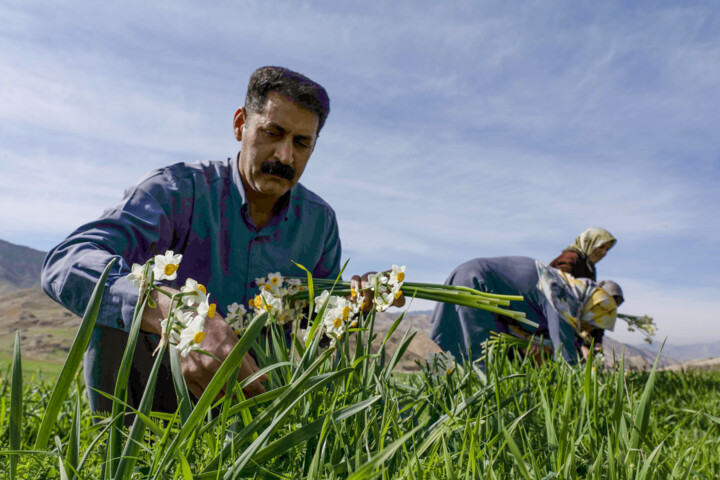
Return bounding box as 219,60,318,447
1,0,719,344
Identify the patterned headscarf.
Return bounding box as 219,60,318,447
568,227,617,258
535,260,617,333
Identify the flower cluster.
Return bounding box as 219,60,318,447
366,265,405,312
314,290,361,342
248,272,307,326
426,351,461,377
125,250,212,357
619,313,657,344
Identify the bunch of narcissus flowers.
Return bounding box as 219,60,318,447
126,251,220,358
126,253,530,355
618,313,657,343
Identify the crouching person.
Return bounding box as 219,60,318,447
429,256,619,366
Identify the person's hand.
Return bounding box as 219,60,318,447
350,270,406,313
141,288,267,399
179,314,266,400
523,343,552,366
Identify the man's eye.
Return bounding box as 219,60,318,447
295,140,310,149
263,129,279,137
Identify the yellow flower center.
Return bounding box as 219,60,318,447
198,284,206,294
264,284,272,291
396,272,405,282
207,303,216,318
271,277,280,285
351,288,357,298
193,331,205,344
164,264,178,276
333,317,343,328
253,295,263,309
394,289,402,299
342,306,351,321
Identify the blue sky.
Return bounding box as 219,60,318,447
1,1,718,345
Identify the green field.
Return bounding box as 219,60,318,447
2,327,720,479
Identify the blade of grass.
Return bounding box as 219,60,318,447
9,331,22,479
35,258,117,450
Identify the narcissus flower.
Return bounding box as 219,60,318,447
126,263,147,291
153,250,182,281
225,302,246,322
177,313,206,358
197,296,217,319
180,278,207,307
388,265,406,286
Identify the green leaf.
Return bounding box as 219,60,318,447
34,258,117,450
346,424,423,480
9,331,22,479
157,311,269,470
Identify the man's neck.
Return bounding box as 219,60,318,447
244,186,294,230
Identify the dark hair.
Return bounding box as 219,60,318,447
244,66,330,134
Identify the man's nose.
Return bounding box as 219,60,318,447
275,137,293,163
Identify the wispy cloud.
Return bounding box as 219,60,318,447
1,0,718,344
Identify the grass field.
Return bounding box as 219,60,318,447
1,264,719,479
2,329,720,479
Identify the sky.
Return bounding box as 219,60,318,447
1,1,718,345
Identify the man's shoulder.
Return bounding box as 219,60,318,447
132,159,232,193
141,159,230,183
290,183,336,217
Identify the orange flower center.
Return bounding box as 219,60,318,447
396,272,405,282
164,264,178,275
333,317,343,328
193,331,205,344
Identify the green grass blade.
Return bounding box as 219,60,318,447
9,331,22,479
169,343,193,425
108,290,149,475
346,424,423,480
502,427,532,480
34,258,117,450
113,341,169,480
66,388,81,480
157,311,268,469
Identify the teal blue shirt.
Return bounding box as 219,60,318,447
41,155,342,332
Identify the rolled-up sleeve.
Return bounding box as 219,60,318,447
41,169,190,332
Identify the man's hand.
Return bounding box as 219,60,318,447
141,288,266,399
180,314,266,399
350,270,406,313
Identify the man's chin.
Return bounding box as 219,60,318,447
254,177,294,197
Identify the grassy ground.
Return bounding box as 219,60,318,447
2,340,720,479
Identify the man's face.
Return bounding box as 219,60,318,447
234,92,319,201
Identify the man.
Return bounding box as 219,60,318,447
41,66,346,414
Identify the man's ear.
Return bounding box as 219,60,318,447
233,107,246,142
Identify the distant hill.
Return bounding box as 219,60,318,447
0,237,706,371
638,341,720,362
0,239,46,294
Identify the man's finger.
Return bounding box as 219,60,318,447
392,291,406,308
238,353,268,383
242,379,266,398
187,380,204,399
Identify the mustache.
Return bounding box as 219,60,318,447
260,161,295,181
